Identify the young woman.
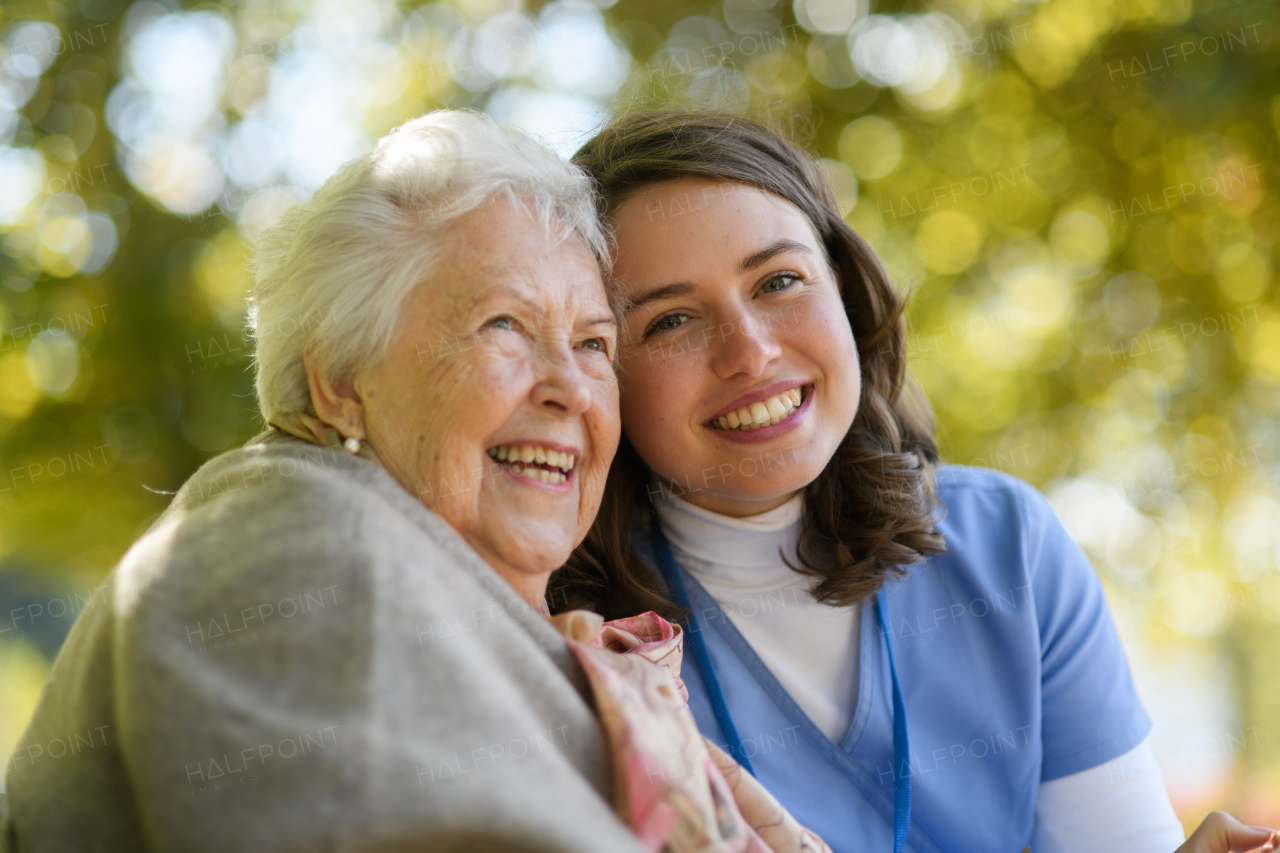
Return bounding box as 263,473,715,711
550,112,1278,853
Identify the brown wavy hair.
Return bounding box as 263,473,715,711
549,111,945,621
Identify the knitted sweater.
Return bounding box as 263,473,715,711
1,432,647,853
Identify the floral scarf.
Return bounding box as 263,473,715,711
267,411,382,463
551,610,832,853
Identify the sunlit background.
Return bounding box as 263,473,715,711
1,0,1277,830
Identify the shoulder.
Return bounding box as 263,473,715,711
170,431,392,518
932,464,1059,541
935,464,1041,504
159,431,466,564
112,433,491,652
913,465,1089,605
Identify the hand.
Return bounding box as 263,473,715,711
1175,811,1279,853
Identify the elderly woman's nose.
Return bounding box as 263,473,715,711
532,347,594,414
711,310,782,380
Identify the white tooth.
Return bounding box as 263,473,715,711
497,446,508,461
520,446,535,464
789,388,802,406
766,397,787,419
541,469,552,484
737,407,753,426
534,447,547,465
726,411,740,429
717,417,728,429
749,402,769,424
546,450,561,468
554,472,565,484
565,454,575,470
511,460,525,475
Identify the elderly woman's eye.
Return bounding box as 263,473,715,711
485,316,516,331
578,337,611,354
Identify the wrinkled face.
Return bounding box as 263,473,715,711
610,177,861,517
356,198,620,599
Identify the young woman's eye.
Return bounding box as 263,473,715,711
759,274,799,295
648,312,690,335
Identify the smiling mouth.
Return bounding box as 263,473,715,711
486,444,577,485
709,386,807,431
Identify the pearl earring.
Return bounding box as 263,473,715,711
343,436,361,454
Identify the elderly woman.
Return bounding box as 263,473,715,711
0,111,830,853
0,112,631,853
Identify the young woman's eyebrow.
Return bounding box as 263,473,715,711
624,281,697,314
739,239,813,273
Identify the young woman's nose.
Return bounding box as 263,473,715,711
710,309,783,380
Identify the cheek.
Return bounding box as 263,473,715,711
808,315,861,433
415,353,529,474
584,379,622,481
792,299,859,385
618,344,699,430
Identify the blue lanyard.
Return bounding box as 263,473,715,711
651,525,912,853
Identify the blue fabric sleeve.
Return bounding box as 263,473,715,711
1018,479,1152,781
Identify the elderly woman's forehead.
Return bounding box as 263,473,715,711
423,249,606,317
416,198,609,314
463,277,610,313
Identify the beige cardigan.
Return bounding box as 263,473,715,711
1,431,648,853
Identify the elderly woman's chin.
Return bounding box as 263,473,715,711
344,194,621,606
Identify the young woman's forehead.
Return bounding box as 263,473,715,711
612,180,827,292
621,178,807,225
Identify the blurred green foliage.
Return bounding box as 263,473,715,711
0,0,1277,823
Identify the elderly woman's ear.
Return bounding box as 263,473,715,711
303,345,365,445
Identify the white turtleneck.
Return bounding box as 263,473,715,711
653,489,861,743
651,488,1184,853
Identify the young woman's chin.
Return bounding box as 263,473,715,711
653,430,841,515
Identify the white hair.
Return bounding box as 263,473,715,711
249,110,608,422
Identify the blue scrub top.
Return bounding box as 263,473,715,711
643,466,1151,853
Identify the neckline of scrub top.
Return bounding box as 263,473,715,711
652,525,913,853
